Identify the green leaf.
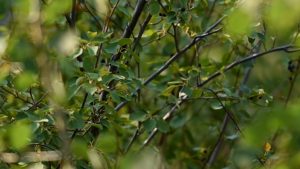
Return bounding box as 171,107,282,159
114,38,132,46
68,84,81,100
201,0,208,8
43,1,72,24
8,121,32,150
87,46,98,56
71,138,88,159
118,6,131,17
191,88,203,98
14,71,37,91
170,115,188,128
95,132,117,154
156,119,170,133
104,42,119,54
86,72,101,81
161,85,180,97
130,110,146,121
69,115,85,129
225,8,252,36
149,1,160,15
142,29,157,38
110,91,121,103
223,88,232,97
144,119,156,132
167,11,177,23
102,74,115,84
82,83,97,95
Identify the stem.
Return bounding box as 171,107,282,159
197,45,295,87
109,0,149,70
141,99,185,149
203,42,262,168
94,0,121,69
114,17,224,112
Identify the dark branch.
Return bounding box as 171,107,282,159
141,99,185,149
114,17,224,112
197,45,299,88
109,0,148,68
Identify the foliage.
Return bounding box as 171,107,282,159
1,0,300,168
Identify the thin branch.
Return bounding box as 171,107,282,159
186,96,240,101
94,0,121,68
285,59,300,106
123,122,141,154
95,0,149,104
197,45,299,88
131,13,152,103
109,0,149,68
132,14,152,51
26,92,48,111
206,0,217,21
29,88,35,104
104,0,121,32
173,25,180,52
203,42,263,168
83,0,102,30
204,88,242,133
70,0,77,28
203,113,230,169
122,103,173,153
0,86,32,104
141,98,186,149
143,28,222,86
114,17,224,112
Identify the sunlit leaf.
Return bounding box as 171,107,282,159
225,8,252,36
8,121,32,150
14,71,37,91
71,138,88,159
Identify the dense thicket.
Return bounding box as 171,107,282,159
1,0,300,168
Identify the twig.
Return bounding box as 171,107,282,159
204,88,242,134
206,0,217,21
122,104,173,153
0,86,32,104
95,0,149,104
141,98,186,149
285,59,300,106
186,96,240,101
27,92,48,111
109,0,149,68
203,42,262,168
70,0,77,28
114,17,224,112
123,122,141,154
197,44,299,88
83,0,102,30
94,0,121,68
89,0,150,140
0,151,62,163
132,14,152,51
173,25,180,52
203,113,230,169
